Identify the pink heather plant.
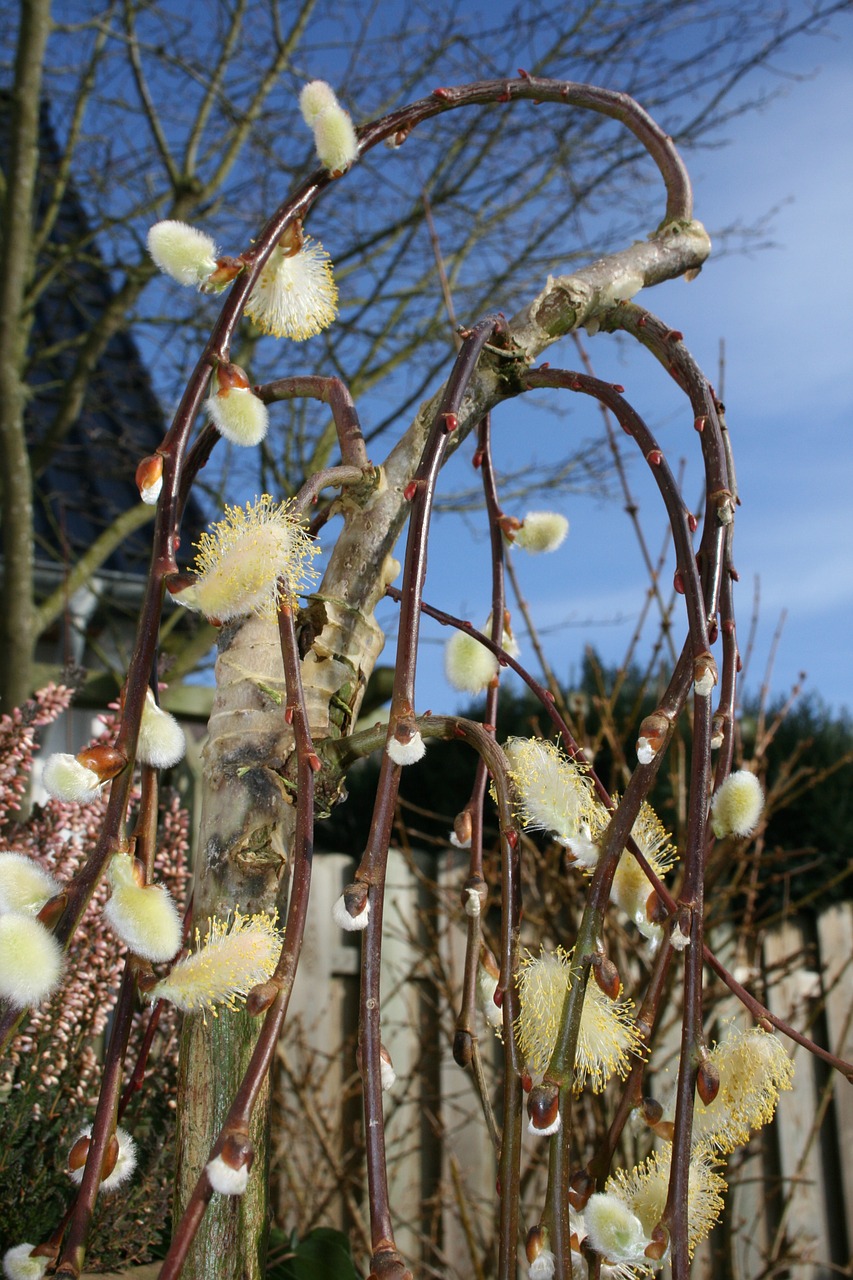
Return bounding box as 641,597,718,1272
0,686,191,1266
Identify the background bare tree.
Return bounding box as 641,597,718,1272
1,0,849,709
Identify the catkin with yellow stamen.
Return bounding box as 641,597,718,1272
687,1026,794,1155
605,1148,726,1260
170,495,320,623
504,737,604,865
609,800,678,943
245,239,338,340
148,910,283,1019
515,948,644,1091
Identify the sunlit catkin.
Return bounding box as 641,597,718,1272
515,948,644,1091
169,495,320,623
148,910,283,1019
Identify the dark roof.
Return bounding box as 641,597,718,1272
2,96,205,582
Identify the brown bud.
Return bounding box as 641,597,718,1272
102,1133,120,1180
214,361,250,394
568,1168,594,1211
379,1044,395,1074
453,1029,473,1068
461,874,487,915
69,1131,118,1180
280,220,304,256
135,964,158,995
367,1256,413,1280
205,256,244,288
390,716,419,752
637,710,671,756
693,651,718,696
640,1097,664,1126
645,889,669,926
246,979,280,1017
165,571,198,598
677,905,692,941
652,1119,675,1141
75,743,127,782
30,1244,59,1262
697,1058,721,1106
479,944,500,982
711,488,735,526
124,856,147,889
36,891,67,930
220,1131,254,1174
710,710,727,750
453,808,473,848
343,880,370,921
68,1134,91,1171
135,453,163,500
497,514,522,539
526,1224,548,1264
386,123,413,149
527,1083,560,1134
644,1223,670,1261
591,953,622,1000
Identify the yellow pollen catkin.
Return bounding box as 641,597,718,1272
690,1026,794,1155
515,948,645,1091
176,495,320,623
149,910,283,1020
245,239,338,340
607,1148,726,1260
504,737,603,852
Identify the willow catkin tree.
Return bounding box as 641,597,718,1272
1,73,852,1280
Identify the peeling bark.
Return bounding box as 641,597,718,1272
176,592,385,1278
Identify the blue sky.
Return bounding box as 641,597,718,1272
121,2,851,719
373,12,853,719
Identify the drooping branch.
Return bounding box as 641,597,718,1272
353,319,505,1280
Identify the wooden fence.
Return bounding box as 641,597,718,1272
277,849,853,1279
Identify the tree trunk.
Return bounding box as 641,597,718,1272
0,0,51,711
175,598,384,1279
